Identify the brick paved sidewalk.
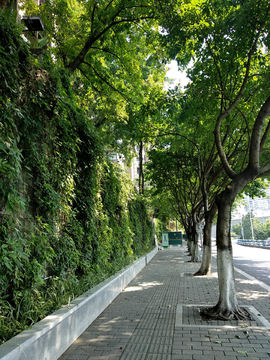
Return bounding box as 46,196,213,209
58,245,270,360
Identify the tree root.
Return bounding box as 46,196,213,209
200,305,251,321
193,269,211,276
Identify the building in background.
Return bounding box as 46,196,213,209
128,145,147,182
1,0,45,44
106,142,148,192
231,191,270,231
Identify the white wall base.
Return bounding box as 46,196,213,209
0,247,158,360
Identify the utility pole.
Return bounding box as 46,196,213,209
248,197,255,241
241,214,245,240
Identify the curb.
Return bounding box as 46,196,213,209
0,247,158,360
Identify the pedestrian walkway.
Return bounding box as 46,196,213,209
58,245,270,360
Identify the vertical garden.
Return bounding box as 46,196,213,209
0,10,154,343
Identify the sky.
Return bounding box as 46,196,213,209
165,60,190,90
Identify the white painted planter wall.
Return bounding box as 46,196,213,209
0,247,158,360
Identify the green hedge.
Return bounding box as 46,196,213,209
0,11,153,343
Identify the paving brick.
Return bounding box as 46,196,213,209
182,349,203,355
65,355,89,360
57,248,270,360
120,352,148,360
64,347,82,355
80,349,103,356
253,347,270,354
172,344,192,350
192,345,211,351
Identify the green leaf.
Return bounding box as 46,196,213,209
38,37,47,47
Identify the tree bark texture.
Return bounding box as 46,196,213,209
201,188,249,319
138,141,144,195
190,214,200,262
194,203,217,276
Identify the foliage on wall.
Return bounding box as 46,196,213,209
0,10,153,343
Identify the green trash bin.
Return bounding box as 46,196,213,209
168,231,182,245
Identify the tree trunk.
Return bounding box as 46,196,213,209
185,223,192,255
138,141,144,195
201,188,248,319
186,238,191,254
189,214,200,262
190,242,200,262
194,203,217,276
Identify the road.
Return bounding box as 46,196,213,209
231,241,270,287
211,240,270,287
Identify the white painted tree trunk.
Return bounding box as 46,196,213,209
201,189,248,319
190,243,200,262
216,248,238,311
194,205,216,276
195,244,211,275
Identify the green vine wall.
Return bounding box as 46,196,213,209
0,11,154,343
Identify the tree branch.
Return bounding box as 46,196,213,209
66,15,153,73
82,61,130,102
214,23,264,179
248,73,270,83
258,167,270,178
249,95,270,170
260,118,270,152
91,46,129,73
78,66,102,95
206,39,224,94
105,0,116,12
90,2,97,34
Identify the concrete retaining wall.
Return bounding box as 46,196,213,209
0,247,158,360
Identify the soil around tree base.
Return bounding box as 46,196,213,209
200,305,251,321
